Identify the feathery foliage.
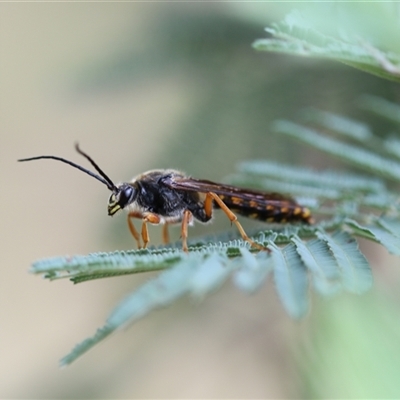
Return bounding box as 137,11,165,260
253,9,400,82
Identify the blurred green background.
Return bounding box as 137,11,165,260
2,3,400,398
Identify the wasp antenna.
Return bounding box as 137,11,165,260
18,149,117,192
74,143,117,192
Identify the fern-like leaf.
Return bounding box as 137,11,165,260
272,120,400,182
60,253,228,365
301,108,373,142
358,95,400,124
345,218,400,256
253,9,400,82
291,236,341,296
316,231,372,294
233,248,273,293
270,242,309,319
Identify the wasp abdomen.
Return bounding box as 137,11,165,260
215,195,312,224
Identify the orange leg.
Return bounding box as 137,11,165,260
141,221,149,248
127,212,143,249
204,192,213,219
181,210,192,252
128,212,162,249
141,213,161,248
162,223,170,244
207,192,267,251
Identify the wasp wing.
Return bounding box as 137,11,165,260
163,177,312,224
164,177,299,205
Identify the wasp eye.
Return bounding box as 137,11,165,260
117,185,135,208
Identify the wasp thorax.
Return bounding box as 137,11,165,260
108,184,136,216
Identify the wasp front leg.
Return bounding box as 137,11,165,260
206,192,268,251
127,211,143,249
127,211,161,249
141,212,161,248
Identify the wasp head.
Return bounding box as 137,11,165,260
108,184,137,216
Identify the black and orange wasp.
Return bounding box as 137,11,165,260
18,144,312,251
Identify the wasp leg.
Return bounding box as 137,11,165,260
162,223,170,244
127,212,143,249
207,192,268,251
181,210,192,252
204,191,214,219
141,213,161,248
141,221,149,248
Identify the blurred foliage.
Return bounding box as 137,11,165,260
254,9,400,82
72,5,399,180
298,292,400,398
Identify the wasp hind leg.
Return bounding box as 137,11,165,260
162,223,170,245
180,210,192,252
207,192,268,251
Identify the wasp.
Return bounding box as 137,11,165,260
18,144,312,252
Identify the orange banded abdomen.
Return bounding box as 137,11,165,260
215,194,312,224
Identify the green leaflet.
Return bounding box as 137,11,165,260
273,120,400,182
383,137,400,160
358,95,400,124
233,248,273,293
301,108,373,142
291,236,341,296
61,254,230,365
346,218,400,256
316,231,372,294
237,160,385,193
31,249,183,282
254,9,400,83
376,217,400,239
188,253,232,298
31,242,250,283
60,326,114,366
270,242,309,319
